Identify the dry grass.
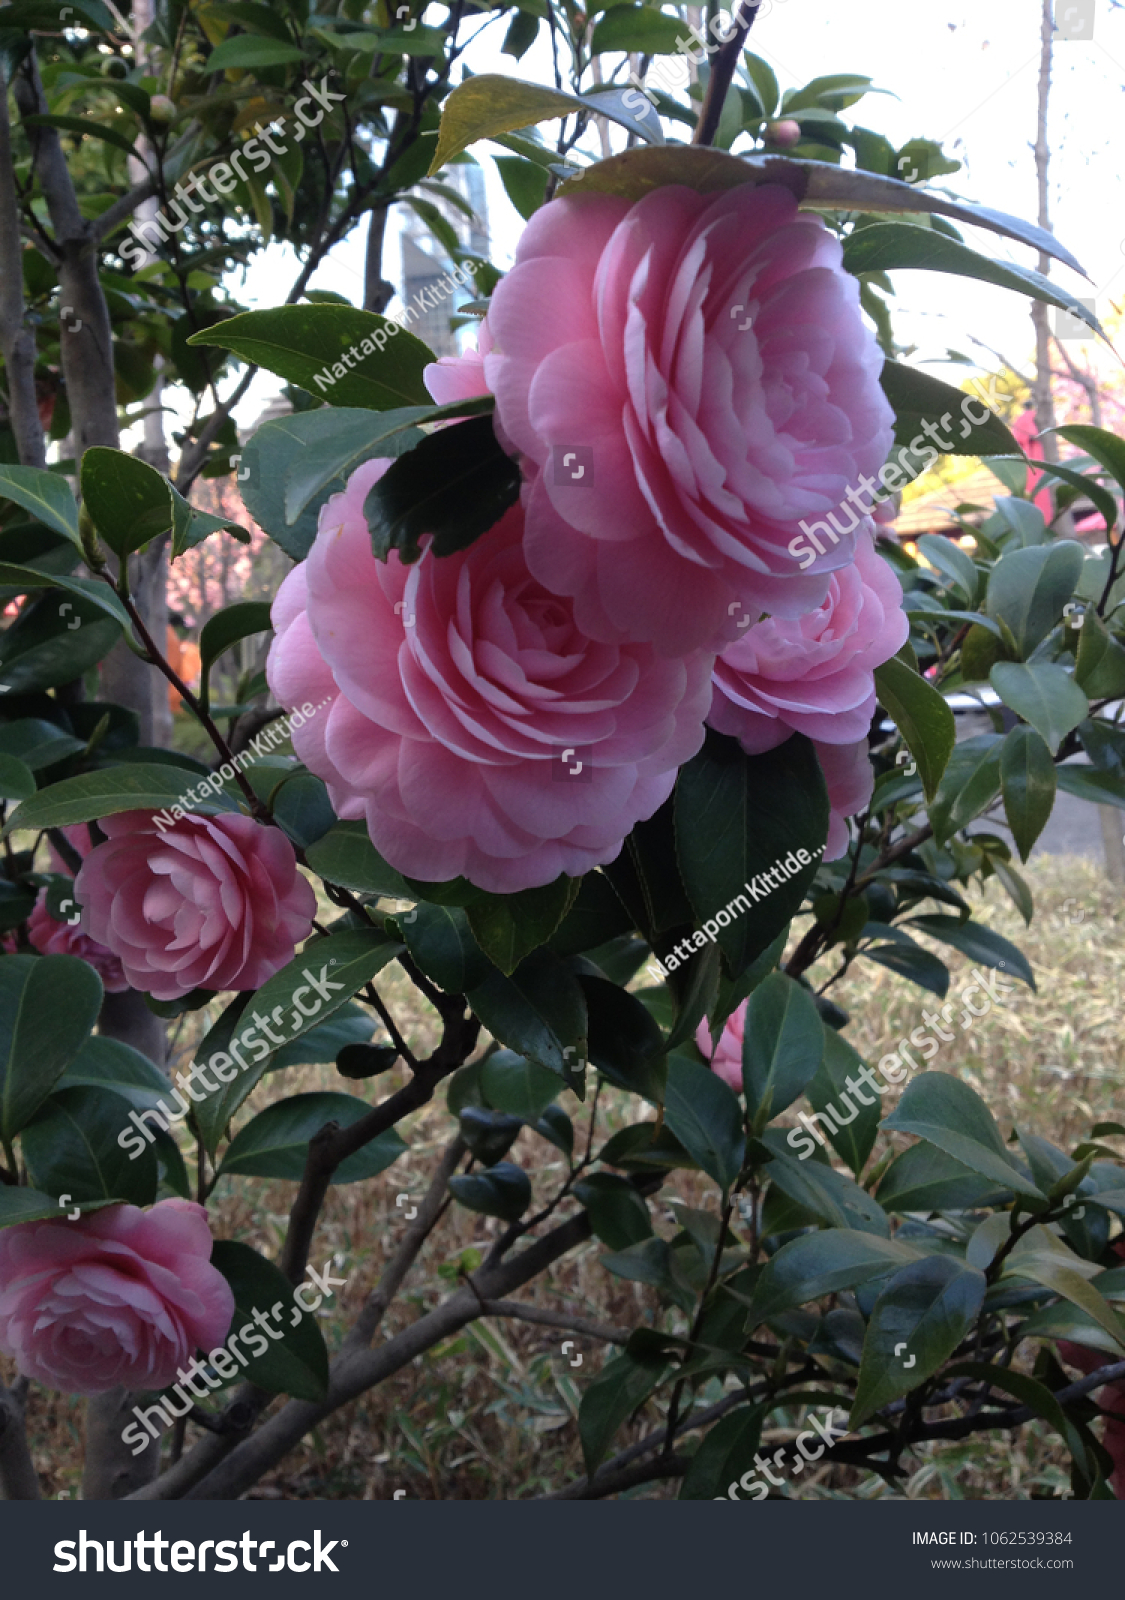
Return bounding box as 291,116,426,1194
12,854,1122,1501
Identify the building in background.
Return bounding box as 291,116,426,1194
399,164,489,358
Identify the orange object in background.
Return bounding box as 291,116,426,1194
166,626,201,713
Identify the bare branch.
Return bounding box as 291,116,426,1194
0,1377,40,1499
476,1300,632,1347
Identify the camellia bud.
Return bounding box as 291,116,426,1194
764,119,802,148
149,94,175,124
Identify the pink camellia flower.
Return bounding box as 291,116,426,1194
74,811,316,1000
0,1200,234,1395
486,183,894,654
266,459,713,894
707,530,907,752
815,737,875,860
423,324,493,411
696,1002,745,1092
27,823,128,991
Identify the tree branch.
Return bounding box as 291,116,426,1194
692,0,760,148
475,1300,632,1347
0,1377,40,1500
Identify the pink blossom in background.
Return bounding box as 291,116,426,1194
74,811,316,1000
697,1002,745,1091
26,822,128,990
707,530,907,753
486,183,894,655
0,1200,233,1395
266,459,713,894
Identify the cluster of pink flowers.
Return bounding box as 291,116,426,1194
267,182,905,894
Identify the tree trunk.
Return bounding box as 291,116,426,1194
81,1388,162,1500
0,68,47,470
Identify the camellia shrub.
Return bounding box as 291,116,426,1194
1,14,1125,1505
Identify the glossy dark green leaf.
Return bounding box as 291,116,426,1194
762,1144,890,1235
663,1056,744,1192
675,731,828,974
3,763,239,835
480,1049,562,1121
573,1172,653,1251
880,361,1019,457
577,1349,670,1476
364,415,520,566
1000,724,1056,862
448,1161,531,1221
860,940,950,997
850,1256,986,1427
304,821,413,898
218,1092,407,1183
985,541,1085,658
242,928,405,1057
876,1141,1013,1213
210,1240,329,1402
79,447,174,558
926,732,1003,843
0,954,102,1142
467,876,578,975
906,914,1035,990
581,974,666,1104
748,1230,922,1324
198,601,273,714
679,1406,765,1500
740,972,824,1132
23,1086,157,1206
57,1035,170,1110
189,306,434,411
401,902,492,994
205,34,304,68
990,662,1088,755
0,465,80,546
466,947,587,1079
805,1028,880,1176
0,1188,120,1230
590,3,684,53
873,657,955,801
882,1073,1043,1197
1075,610,1125,699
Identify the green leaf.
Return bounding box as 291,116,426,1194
872,657,955,801
748,1230,922,1324
740,972,824,1133
1004,1253,1125,1354
0,1188,120,1230
573,1172,653,1250
905,913,1034,990
1075,609,1125,699
429,74,658,175
448,1161,531,1221
218,1091,407,1183
805,1028,879,1176
1000,725,1056,862
679,1405,765,1500
21,111,139,157
189,307,434,411
57,1034,171,1110
493,154,549,221
0,564,132,636
210,1240,328,1402
0,754,34,800
986,541,1086,658
0,465,80,546
674,731,828,974
22,1085,157,1207
304,821,413,898
205,34,304,69
762,1144,890,1235
1056,764,1125,811
271,1003,375,1070
401,902,492,994
581,973,666,1103
169,487,247,560
876,1141,1014,1213
479,1049,561,1121
242,929,404,1056
915,534,980,606
850,1256,986,1428
549,872,635,959
79,447,173,558
1051,423,1125,502
926,732,1003,843
578,1349,669,1476
188,996,259,1158
0,594,120,694
590,4,685,54
843,225,1103,336
467,876,578,975
662,1056,744,1192
198,601,273,715
363,415,520,566
879,361,1019,457
990,662,1088,756
3,763,239,835
466,947,587,1079
279,405,438,527
882,1073,1043,1198
0,954,102,1142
